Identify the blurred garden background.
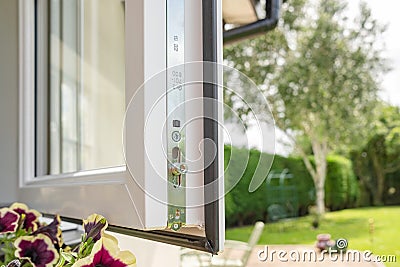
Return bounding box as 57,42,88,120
222,0,400,266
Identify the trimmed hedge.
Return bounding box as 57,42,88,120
224,146,268,226
325,155,360,210
224,146,360,227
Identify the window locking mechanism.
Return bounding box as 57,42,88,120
167,0,186,231
169,163,187,188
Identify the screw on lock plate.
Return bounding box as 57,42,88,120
172,131,181,142
169,209,184,231
171,223,181,231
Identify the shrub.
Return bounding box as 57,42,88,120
325,155,359,210
224,146,360,227
224,146,267,226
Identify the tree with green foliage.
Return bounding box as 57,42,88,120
224,0,387,216
352,104,400,205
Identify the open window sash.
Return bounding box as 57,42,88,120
18,0,224,253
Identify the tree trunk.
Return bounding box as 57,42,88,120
315,178,326,215
238,214,244,227
353,157,375,206
299,139,328,216
312,140,328,215
371,153,385,206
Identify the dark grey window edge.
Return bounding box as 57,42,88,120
46,215,213,253
202,0,221,255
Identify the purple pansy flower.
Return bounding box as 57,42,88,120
0,208,20,234
14,234,59,267
10,203,41,232
83,214,108,242
33,215,63,247
72,237,136,267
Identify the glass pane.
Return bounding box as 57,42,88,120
48,0,125,174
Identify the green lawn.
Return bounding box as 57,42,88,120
226,206,400,267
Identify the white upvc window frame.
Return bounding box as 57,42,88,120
18,0,224,253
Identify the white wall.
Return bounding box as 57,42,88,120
0,0,18,205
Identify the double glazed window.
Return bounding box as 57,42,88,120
37,0,125,175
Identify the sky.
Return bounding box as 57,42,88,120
347,0,400,106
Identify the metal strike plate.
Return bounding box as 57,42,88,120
167,0,186,231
